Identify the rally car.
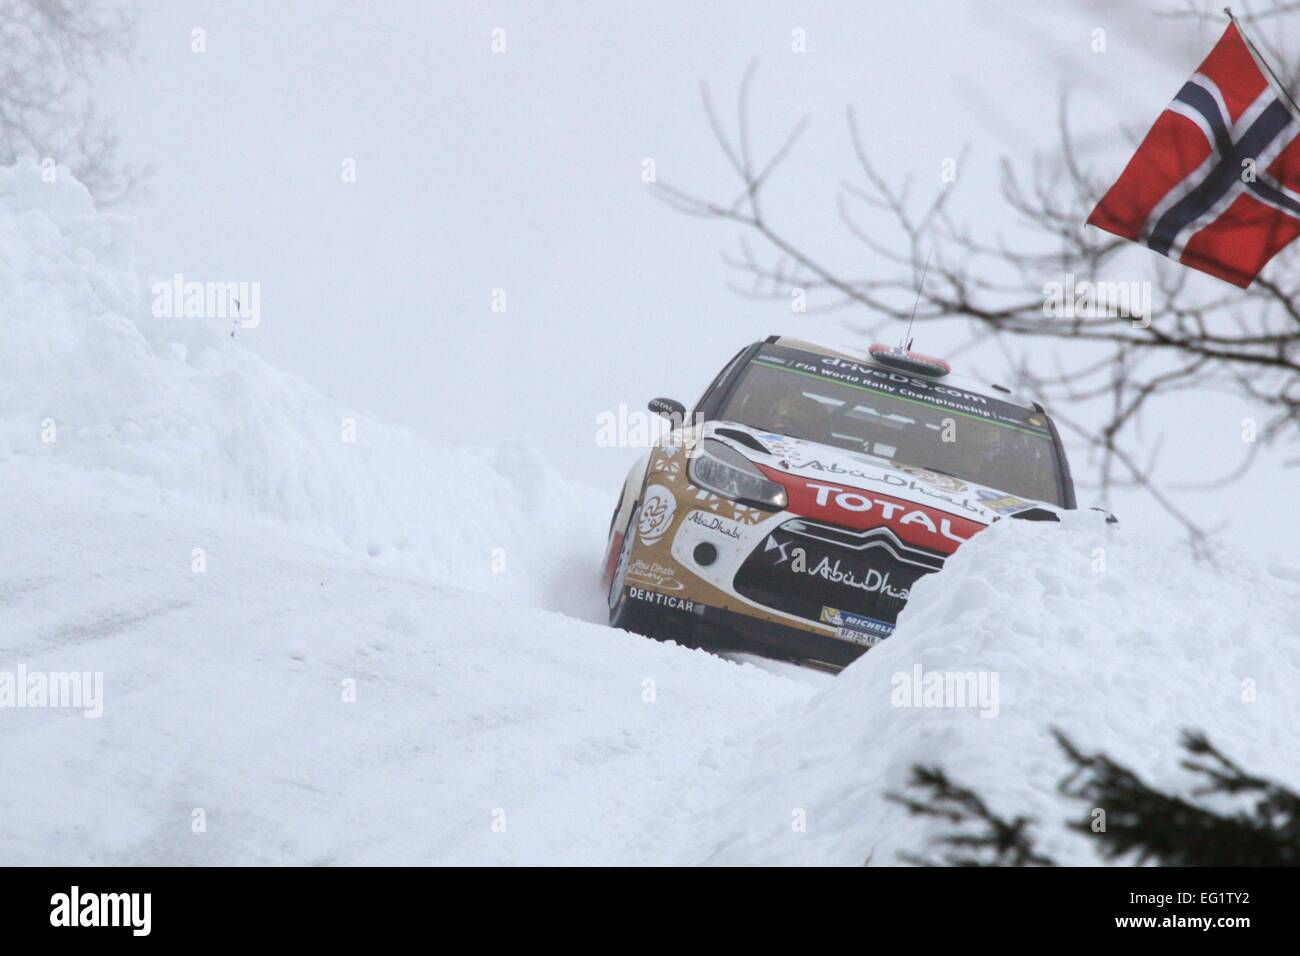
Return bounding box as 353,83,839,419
600,336,1077,669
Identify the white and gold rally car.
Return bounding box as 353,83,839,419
600,336,1077,670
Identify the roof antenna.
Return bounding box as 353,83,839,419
901,249,931,351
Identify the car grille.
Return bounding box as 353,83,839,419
733,517,946,629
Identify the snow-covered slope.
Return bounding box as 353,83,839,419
0,160,600,618
4,161,1298,866
0,161,813,864
687,514,1300,865
0,459,814,865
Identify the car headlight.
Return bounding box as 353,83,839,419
688,439,788,510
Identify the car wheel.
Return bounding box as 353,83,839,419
607,503,643,630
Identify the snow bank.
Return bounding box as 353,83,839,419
9,162,1298,867
0,161,813,864
689,513,1300,865
0,461,812,865
0,161,604,615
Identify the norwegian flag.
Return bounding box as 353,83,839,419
1087,22,1300,288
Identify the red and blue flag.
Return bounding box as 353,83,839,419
1088,22,1300,287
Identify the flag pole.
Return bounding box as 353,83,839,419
1224,6,1300,121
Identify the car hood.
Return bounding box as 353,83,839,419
700,420,1059,530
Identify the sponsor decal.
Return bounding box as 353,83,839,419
817,354,989,405
761,467,983,555
625,558,685,591
638,484,677,544
750,431,800,459
691,490,764,524
752,345,1053,435
899,465,967,493
819,606,894,648
820,606,895,636
778,457,985,516
975,487,1033,515
766,540,910,600
628,587,703,614
685,510,743,539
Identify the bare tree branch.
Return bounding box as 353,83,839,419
0,0,146,204
658,43,1300,547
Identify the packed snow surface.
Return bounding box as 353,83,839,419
3,162,1298,864
0,161,812,864
689,514,1300,864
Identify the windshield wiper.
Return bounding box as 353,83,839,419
918,465,961,479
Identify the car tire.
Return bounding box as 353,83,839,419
607,503,647,632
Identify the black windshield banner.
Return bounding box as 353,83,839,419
755,345,1054,436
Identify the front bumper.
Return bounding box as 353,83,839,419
615,443,966,668
691,600,872,669
614,582,869,669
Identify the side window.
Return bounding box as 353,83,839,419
1043,412,1077,509
692,346,751,421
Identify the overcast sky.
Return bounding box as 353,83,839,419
98,1,1294,551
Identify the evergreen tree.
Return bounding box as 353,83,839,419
887,765,1054,866
888,730,1300,866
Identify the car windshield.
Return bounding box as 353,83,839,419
719,355,1064,505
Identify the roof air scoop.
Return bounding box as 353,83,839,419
867,343,952,378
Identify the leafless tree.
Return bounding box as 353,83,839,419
656,8,1300,551
0,0,146,204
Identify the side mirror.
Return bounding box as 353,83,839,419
1009,507,1060,523
1089,506,1120,525
648,397,687,428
